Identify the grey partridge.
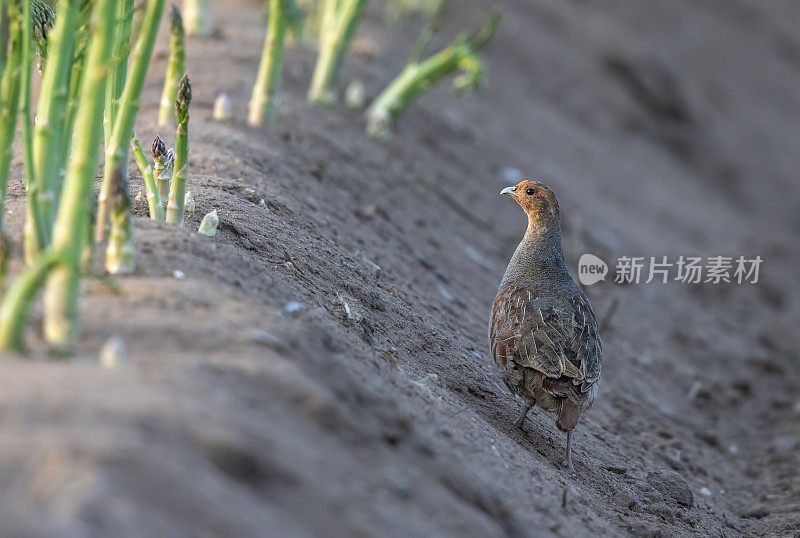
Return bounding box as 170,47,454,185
489,180,602,470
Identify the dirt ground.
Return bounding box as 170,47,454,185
1,0,799,536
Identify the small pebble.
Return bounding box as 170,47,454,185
335,296,363,322
284,301,304,314
242,188,261,204
686,380,703,401
246,328,287,351
345,80,365,108
700,487,712,496
354,250,381,279
213,93,232,121
728,444,739,455
100,336,126,368
173,270,185,279
438,285,454,302
355,204,387,220
500,166,523,185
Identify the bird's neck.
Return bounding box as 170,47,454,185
500,219,570,290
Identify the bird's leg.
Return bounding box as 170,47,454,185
562,430,575,471
513,402,534,429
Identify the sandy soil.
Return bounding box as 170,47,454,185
1,0,799,536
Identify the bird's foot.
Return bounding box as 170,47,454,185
561,458,575,472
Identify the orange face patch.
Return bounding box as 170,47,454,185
505,180,559,225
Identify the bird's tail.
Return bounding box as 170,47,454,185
556,397,580,432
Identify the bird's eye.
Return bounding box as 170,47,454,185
525,188,536,196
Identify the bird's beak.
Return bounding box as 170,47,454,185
500,186,517,196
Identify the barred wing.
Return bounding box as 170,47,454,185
490,287,601,389
570,291,602,388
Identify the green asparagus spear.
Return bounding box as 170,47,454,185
249,0,295,127
0,0,116,351
151,134,174,202
166,74,191,225
307,0,369,106
96,0,165,275
0,3,23,227
104,0,134,150
183,0,212,37
131,133,164,220
367,10,498,139
22,0,50,263
158,4,185,126
32,0,81,241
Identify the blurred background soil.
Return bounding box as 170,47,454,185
0,0,798,536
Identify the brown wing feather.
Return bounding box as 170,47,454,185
490,287,602,390
570,292,602,389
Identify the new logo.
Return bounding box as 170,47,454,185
578,254,608,286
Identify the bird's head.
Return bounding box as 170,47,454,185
500,180,560,228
